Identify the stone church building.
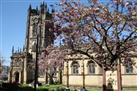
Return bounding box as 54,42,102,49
63,53,137,89
8,2,137,89
8,2,54,84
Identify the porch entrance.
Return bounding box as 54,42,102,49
14,71,19,83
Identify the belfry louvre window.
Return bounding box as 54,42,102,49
71,61,79,74
87,61,95,74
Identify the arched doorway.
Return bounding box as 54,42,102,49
14,71,19,83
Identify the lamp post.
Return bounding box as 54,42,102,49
32,16,39,91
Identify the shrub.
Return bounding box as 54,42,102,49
37,88,48,91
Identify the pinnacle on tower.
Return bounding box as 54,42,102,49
28,4,32,11
18,47,19,53
36,6,38,11
12,46,14,54
36,6,39,14
28,4,32,15
23,45,25,52
20,48,22,53
40,1,47,14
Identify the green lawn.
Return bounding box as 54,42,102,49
86,88,101,91
37,85,137,91
21,84,137,91
87,88,137,91
122,88,137,91
37,84,63,91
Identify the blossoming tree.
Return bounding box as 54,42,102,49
53,0,137,90
38,45,68,84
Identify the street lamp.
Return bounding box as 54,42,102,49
32,16,39,91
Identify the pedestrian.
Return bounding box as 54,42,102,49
79,87,86,91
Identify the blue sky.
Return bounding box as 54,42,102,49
0,0,89,66
0,0,90,66
0,0,60,66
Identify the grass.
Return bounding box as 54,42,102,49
37,84,63,91
38,85,137,91
19,84,137,91
86,88,137,91
86,88,101,91
122,88,137,91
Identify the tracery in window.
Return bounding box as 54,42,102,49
87,61,95,74
124,58,134,74
71,61,79,74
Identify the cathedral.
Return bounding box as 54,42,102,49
8,2,137,91
8,2,55,84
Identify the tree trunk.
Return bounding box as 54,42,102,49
59,70,62,84
117,58,122,91
82,60,85,88
66,61,69,88
45,72,48,84
49,75,54,84
102,67,106,91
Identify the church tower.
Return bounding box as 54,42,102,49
9,2,55,84
25,2,54,55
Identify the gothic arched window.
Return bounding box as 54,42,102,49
87,61,95,74
124,58,134,74
71,61,79,74
125,65,133,74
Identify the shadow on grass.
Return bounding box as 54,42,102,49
0,83,34,91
